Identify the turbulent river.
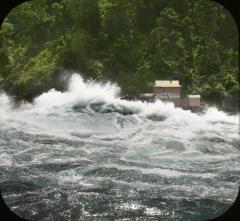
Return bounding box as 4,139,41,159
0,74,239,221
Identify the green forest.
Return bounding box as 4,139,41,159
0,0,239,111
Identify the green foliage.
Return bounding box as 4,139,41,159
17,48,57,94
0,0,239,110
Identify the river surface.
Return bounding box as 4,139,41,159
0,74,239,221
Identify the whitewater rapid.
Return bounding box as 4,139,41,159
0,74,239,221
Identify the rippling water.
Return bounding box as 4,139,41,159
0,74,239,221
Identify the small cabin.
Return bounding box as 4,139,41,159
188,95,201,107
153,80,181,107
153,80,181,97
181,95,201,111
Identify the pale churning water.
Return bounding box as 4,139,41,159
0,74,239,221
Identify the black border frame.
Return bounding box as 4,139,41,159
0,0,239,220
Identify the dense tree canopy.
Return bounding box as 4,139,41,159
0,0,239,110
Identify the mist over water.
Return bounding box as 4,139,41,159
0,74,239,221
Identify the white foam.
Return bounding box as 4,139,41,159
0,92,12,118
0,153,13,166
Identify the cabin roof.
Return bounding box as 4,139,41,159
154,80,181,88
188,95,201,98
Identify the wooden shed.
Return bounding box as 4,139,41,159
153,80,181,107
153,80,181,98
188,95,201,107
